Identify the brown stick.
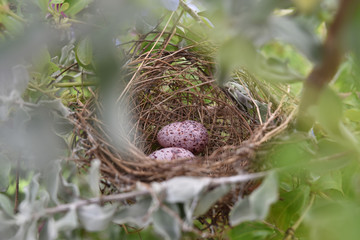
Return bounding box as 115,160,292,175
14,159,20,214
297,0,358,131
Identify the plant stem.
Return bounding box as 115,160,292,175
54,81,98,87
14,159,20,214
41,171,269,216
283,192,316,240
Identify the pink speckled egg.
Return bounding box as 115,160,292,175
148,147,195,161
157,120,208,153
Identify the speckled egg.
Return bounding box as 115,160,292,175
157,120,208,153
148,147,195,161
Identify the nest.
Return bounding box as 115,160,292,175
70,35,291,230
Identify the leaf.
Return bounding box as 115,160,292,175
44,160,61,204
55,208,79,232
78,204,116,232
65,0,92,17
159,176,211,203
75,37,93,66
0,211,17,239
311,87,343,134
51,0,65,4
345,109,360,122
12,65,30,97
59,44,74,65
152,204,181,240
0,193,14,217
312,171,343,193
161,0,179,11
112,197,153,228
0,153,11,192
269,185,311,229
229,222,277,240
39,218,57,240
88,159,101,197
230,172,278,226
193,184,230,217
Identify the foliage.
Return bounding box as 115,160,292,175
0,0,360,239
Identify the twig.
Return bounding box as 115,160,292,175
44,189,149,215
54,81,98,88
14,159,20,214
283,192,316,240
41,171,269,217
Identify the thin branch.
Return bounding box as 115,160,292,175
283,192,316,240
41,171,269,216
14,159,20,214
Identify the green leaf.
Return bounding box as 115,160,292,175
75,37,93,67
112,197,153,228
51,0,65,4
65,0,92,17
0,194,13,217
269,185,311,229
312,171,343,193
78,204,116,232
311,87,343,135
345,109,360,122
152,204,181,240
55,208,78,232
230,172,278,226
193,185,230,217
0,211,17,239
59,2,69,12
0,153,11,192
229,222,277,240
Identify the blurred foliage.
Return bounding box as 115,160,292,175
0,0,360,239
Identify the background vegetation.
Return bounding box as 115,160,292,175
1,0,360,239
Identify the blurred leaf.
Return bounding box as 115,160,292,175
305,200,360,240
312,171,343,193
59,44,75,65
65,0,92,17
269,185,311,229
309,88,343,135
230,172,278,226
78,204,116,232
152,204,181,240
193,184,230,217
39,218,57,240
0,193,13,217
345,3,360,64
159,176,211,203
88,159,101,197
112,197,153,228
59,2,70,12
228,222,277,240
161,0,179,11
0,153,11,192
55,208,78,232
75,37,93,67
0,211,17,239
345,109,360,122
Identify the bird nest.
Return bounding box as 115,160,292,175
70,37,292,229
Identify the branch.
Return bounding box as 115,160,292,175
297,0,358,131
283,192,316,240
42,171,269,216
